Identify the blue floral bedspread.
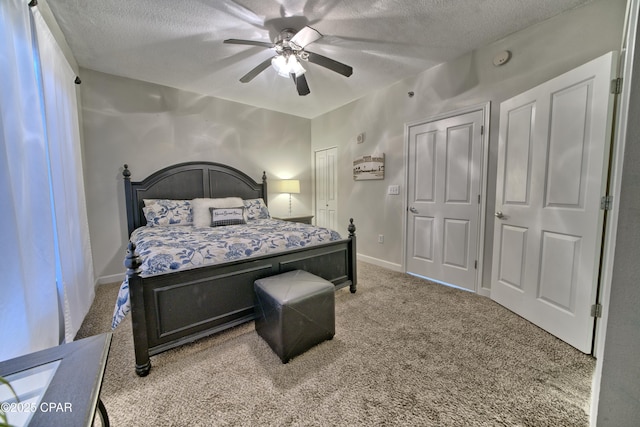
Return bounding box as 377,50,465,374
111,219,341,328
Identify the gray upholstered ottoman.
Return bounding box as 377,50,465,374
254,270,335,363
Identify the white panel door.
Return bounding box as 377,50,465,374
491,52,616,353
406,110,483,291
315,147,337,230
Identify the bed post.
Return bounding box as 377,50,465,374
348,218,357,293
124,242,151,376
262,171,268,205
123,164,135,236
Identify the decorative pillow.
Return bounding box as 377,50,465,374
192,197,244,227
210,207,246,227
243,198,270,220
142,199,192,226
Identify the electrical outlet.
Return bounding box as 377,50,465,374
378,234,384,244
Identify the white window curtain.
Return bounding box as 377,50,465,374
32,7,95,344
0,0,59,360
0,0,95,361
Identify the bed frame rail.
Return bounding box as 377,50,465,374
125,221,356,376
122,162,356,376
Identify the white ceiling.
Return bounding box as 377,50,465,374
45,0,592,119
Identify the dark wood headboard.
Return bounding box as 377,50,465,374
123,162,267,235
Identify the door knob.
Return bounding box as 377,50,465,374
495,211,504,219
409,207,419,214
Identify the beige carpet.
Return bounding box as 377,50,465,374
78,262,595,426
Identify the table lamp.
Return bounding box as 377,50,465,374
275,179,300,216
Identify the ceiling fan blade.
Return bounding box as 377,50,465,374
290,26,322,50
239,57,273,83
291,73,310,96
304,51,353,77
224,39,273,49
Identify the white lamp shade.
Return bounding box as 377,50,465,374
271,55,306,78
275,179,300,194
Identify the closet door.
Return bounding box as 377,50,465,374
406,109,484,292
491,52,616,353
315,147,337,230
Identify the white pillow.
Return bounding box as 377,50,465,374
192,197,244,227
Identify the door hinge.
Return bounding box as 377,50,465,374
591,303,603,318
600,195,613,210
480,125,484,135
474,260,478,269
477,194,481,204
610,78,622,94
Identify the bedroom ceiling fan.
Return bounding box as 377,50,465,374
224,26,353,96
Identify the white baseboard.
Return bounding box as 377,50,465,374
96,273,125,286
357,254,403,272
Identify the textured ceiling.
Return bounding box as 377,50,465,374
45,0,592,118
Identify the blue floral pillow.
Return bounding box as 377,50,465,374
243,198,270,220
142,199,193,226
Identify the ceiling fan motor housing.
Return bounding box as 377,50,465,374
275,29,300,55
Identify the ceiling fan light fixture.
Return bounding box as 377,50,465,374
226,25,351,95
271,54,306,78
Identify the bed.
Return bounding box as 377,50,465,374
116,161,357,376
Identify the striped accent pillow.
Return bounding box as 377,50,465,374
210,207,246,227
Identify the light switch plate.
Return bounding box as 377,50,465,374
388,185,400,195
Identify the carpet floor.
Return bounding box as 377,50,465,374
77,262,595,426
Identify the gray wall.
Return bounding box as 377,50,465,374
596,7,640,424
80,69,312,281
311,0,626,292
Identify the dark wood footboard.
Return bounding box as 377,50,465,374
121,162,356,376
125,220,357,376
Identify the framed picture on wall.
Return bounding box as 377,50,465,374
353,153,384,180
